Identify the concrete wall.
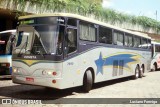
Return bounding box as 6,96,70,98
0,0,159,34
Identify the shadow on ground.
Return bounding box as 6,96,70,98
0,76,136,100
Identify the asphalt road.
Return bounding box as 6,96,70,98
0,71,160,107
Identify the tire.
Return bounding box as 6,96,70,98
153,63,157,71
139,66,144,78
132,66,139,79
83,70,93,92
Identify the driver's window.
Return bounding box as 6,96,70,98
66,28,77,54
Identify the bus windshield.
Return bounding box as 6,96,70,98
14,25,63,55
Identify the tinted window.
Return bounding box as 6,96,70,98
79,21,96,41
148,39,151,49
113,31,124,46
124,34,133,47
67,18,77,26
133,36,141,48
155,45,160,52
141,38,148,49
99,26,112,44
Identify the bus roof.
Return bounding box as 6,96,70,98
0,30,16,34
19,13,151,39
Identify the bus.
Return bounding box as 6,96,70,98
12,13,151,92
0,30,16,77
151,41,160,71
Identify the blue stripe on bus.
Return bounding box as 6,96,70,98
95,52,141,75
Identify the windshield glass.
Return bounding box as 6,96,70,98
34,25,59,54
13,27,34,54
13,25,64,55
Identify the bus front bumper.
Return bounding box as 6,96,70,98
12,75,62,89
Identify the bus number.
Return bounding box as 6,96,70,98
67,62,74,65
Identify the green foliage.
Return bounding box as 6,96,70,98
0,0,160,32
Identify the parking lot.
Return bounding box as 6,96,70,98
0,71,160,107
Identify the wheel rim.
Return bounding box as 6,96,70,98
135,68,139,78
141,67,144,77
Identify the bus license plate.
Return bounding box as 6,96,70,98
26,77,34,82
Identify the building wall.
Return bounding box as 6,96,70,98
0,2,17,31
0,0,159,34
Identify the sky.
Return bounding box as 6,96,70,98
102,0,160,21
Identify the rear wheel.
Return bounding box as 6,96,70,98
132,66,139,79
83,70,93,92
153,63,157,71
139,66,144,78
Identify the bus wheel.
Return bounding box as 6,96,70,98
153,63,157,71
132,66,139,79
83,70,93,92
139,66,144,78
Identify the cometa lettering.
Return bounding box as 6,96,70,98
24,56,37,59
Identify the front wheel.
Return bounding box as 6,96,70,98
83,70,93,92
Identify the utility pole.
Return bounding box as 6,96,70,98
156,10,158,34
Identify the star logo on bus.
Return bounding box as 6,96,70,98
95,52,105,75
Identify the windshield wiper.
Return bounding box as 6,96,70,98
35,50,45,58
34,30,48,55
18,36,28,57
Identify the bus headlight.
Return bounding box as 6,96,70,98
47,71,52,75
13,68,17,72
41,70,61,77
42,70,52,75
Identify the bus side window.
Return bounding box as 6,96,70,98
113,31,124,46
67,18,77,26
65,28,77,54
133,36,141,48
99,26,112,44
141,38,148,49
79,21,96,42
148,39,151,49
124,34,133,47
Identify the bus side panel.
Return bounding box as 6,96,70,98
62,47,151,88
0,55,12,75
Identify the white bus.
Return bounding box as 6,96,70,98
151,41,160,71
0,30,16,77
12,13,151,92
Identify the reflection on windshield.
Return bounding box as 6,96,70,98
35,25,58,54
13,31,33,54
14,25,64,55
